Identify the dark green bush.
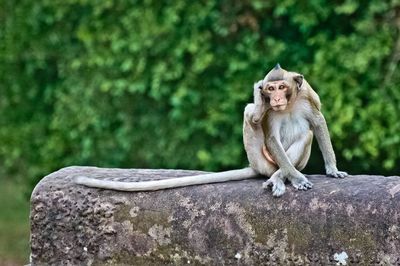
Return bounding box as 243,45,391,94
1,0,399,186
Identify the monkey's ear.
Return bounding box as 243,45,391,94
293,74,304,90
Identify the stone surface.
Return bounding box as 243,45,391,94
30,166,400,265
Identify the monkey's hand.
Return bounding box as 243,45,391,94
254,79,264,89
262,171,286,197
326,165,348,178
253,80,265,105
252,80,266,124
287,170,313,190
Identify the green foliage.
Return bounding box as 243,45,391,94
0,180,30,263
1,0,400,187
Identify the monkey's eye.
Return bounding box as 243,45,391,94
279,85,285,90
267,86,275,92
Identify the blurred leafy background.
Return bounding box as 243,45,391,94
1,0,399,264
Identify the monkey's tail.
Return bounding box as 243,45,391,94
74,167,258,191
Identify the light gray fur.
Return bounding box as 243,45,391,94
259,70,347,194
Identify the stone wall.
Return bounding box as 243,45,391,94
30,166,400,265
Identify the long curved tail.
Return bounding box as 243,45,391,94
74,167,258,191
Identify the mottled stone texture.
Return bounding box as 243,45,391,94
30,166,400,265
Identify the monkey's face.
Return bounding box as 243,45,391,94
262,80,292,111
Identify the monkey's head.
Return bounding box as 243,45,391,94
260,64,303,111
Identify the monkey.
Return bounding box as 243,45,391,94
246,64,347,196
75,64,347,196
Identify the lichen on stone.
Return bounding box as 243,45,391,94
30,167,400,265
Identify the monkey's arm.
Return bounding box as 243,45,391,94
251,80,266,124
309,111,348,178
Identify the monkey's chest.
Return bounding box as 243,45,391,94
275,114,310,149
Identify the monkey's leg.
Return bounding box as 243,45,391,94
244,103,285,196
287,131,313,171
266,134,314,191
284,131,314,190
243,104,278,178
259,146,286,197
261,131,312,195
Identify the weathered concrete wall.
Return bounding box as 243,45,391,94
30,166,400,265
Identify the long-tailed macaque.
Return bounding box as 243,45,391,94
75,64,347,197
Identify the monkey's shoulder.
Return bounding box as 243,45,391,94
301,80,321,111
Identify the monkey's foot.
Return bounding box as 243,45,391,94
262,176,286,197
289,173,313,191
326,167,348,178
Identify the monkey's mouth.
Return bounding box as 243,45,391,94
272,104,287,111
